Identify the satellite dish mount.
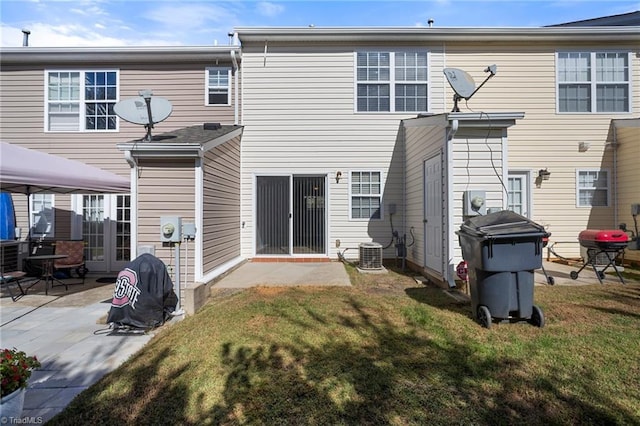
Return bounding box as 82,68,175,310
444,65,497,112
139,89,155,142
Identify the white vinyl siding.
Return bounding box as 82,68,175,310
350,171,382,220
356,50,428,113
576,169,609,207
557,52,630,113
206,67,231,105
239,46,414,259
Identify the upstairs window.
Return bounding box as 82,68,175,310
557,52,630,113
350,171,382,220
356,51,428,113
46,70,118,131
206,67,231,105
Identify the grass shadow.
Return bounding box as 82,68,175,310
49,286,640,425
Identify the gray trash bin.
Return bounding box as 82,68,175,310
456,210,549,328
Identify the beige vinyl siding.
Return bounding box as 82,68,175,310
444,42,639,257
202,136,241,274
615,122,640,241
240,46,430,258
136,159,195,299
1,61,238,242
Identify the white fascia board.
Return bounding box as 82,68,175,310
0,46,240,65
235,26,639,43
448,112,525,129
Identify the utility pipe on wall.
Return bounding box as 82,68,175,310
445,118,459,288
231,49,239,125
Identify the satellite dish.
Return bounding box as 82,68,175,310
114,90,172,141
114,97,172,125
443,65,497,112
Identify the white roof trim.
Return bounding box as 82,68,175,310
235,26,639,43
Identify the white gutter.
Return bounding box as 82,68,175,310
123,150,138,260
445,118,459,288
0,46,236,64
231,49,239,125
401,121,407,262
236,26,639,43
613,125,618,228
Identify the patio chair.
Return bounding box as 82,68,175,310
1,269,27,302
53,240,88,285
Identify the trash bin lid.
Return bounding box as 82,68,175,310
459,210,548,238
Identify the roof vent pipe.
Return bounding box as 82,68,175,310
428,18,434,28
22,29,30,47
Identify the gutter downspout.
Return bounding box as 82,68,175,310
231,48,239,125
124,150,138,258
446,118,459,288
613,124,618,228
401,121,407,268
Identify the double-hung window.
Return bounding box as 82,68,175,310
356,51,428,113
557,52,630,113
576,169,609,207
206,67,231,105
30,194,55,238
46,70,118,131
351,171,382,220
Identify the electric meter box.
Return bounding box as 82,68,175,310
160,216,182,243
463,190,487,216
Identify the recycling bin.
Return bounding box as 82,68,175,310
456,210,549,328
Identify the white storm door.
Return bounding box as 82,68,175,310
75,194,131,273
507,172,530,217
424,154,443,272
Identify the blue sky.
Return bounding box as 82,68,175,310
1,0,638,47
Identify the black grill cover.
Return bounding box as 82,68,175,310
107,253,178,330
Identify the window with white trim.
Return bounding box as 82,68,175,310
356,51,428,112
557,52,630,113
577,170,609,207
206,67,231,105
46,70,118,131
350,171,382,219
30,194,55,237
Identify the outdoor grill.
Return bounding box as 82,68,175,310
570,229,629,284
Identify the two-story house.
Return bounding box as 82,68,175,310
234,23,639,286
0,46,244,311
1,17,638,312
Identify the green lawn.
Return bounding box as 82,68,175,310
49,266,640,425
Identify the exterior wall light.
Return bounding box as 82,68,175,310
538,169,551,181
336,171,342,183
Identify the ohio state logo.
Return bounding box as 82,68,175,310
111,268,141,309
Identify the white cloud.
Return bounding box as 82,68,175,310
257,2,284,18
146,4,238,27
1,23,181,47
